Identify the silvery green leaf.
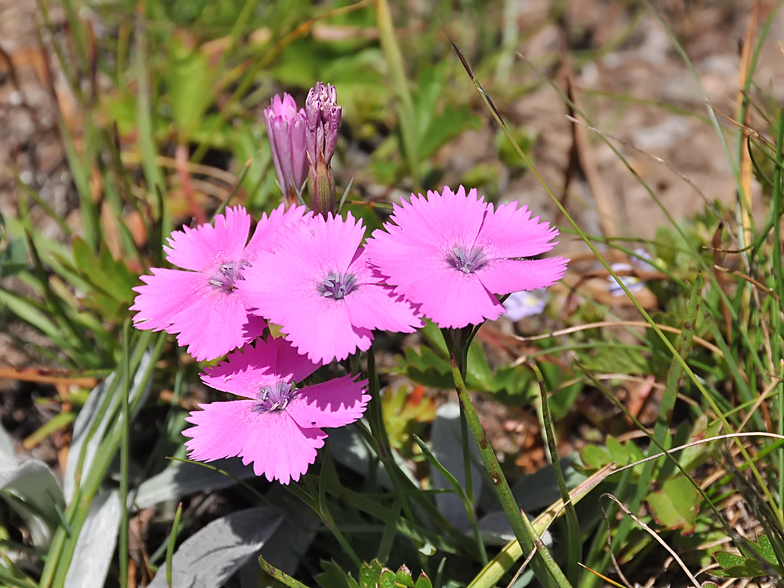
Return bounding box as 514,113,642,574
506,454,585,513
64,490,120,588
0,453,65,548
258,486,319,574
329,420,419,489
133,458,255,510
430,402,482,532
148,507,283,588
64,349,153,501
476,511,552,547
0,421,16,469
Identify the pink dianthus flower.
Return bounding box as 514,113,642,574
130,204,308,361
184,337,369,484
237,212,422,364
364,186,568,328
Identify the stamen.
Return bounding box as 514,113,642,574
252,381,297,414
446,246,488,274
317,271,358,300
208,261,244,293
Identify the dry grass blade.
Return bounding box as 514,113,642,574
0,367,98,387
735,2,759,245
714,265,777,298
511,320,724,357
601,493,701,588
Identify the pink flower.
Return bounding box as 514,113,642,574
130,204,308,361
364,186,568,329
237,212,421,364
264,93,308,204
183,337,369,484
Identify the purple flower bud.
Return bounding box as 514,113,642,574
264,93,307,206
306,82,342,167
305,82,342,217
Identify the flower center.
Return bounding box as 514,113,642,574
252,381,297,414
208,262,243,294
317,271,358,300
446,246,488,274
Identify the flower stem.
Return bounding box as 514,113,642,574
446,349,572,588
365,347,416,523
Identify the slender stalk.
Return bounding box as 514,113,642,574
527,362,581,584
365,347,416,523
444,340,571,588
119,321,131,588
166,503,183,588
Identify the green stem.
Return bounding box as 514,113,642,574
527,362,580,584
445,346,571,588
365,347,416,523
119,322,131,588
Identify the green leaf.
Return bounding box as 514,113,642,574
575,345,650,374
414,572,432,588
396,346,453,389
317,560,356,588
715,552,746,568
165,34,216,141
577,444,612,472
379,569,397,588
0,235,26,278
753,535,780,566
418,104,481,160
647,475,700,533
359,560,384,588
394,566,415,588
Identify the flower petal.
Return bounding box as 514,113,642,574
287,375,369,429
183,400,256,462
184,402,325,484
201,337,320,398
478,257,568,295
477,201,560,259
164,206,251,271
131,268,205,332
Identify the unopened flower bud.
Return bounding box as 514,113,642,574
264,93,307,207
306,82,342,217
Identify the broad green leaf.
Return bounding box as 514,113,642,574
394,566,415,588
379,569,397,588
165,34,216,141
418,104,481,160
359,560,384,588
396,346,452,390
647,475,700,533
414,572,432,588
753,534,780,566
578,445,612,472
715,551,745,568
575,345,650,374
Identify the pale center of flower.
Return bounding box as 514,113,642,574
208,262,244,294
252,381,297,414
317,271,358,300
446,246,488,274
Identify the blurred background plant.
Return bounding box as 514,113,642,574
2,0,784,587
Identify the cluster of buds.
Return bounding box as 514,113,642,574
264,82,342,217
263,94,307,208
